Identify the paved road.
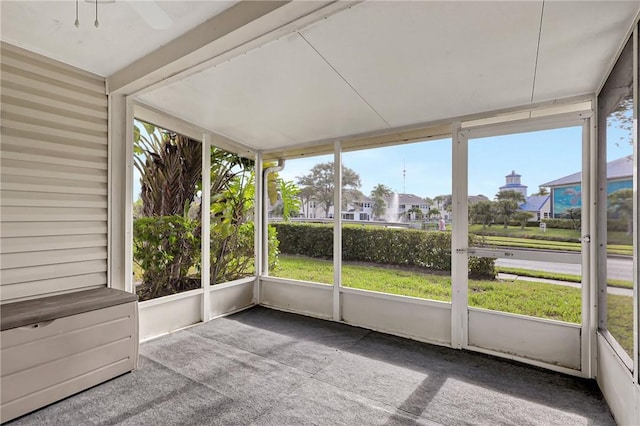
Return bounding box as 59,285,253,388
495,257,633,282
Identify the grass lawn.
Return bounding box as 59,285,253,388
470,224,581,240
272,254,633,354
469,225,632,256
608,294,635,359
496,266,633,289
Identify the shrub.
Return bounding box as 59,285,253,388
134,215,200,300
210,222,279,283
134,216,279,299
272,223,495,278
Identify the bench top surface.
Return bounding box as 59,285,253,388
1,287,137,331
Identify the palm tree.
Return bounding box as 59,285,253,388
532,186,549,196
134,121,202,217
493,199,520,228
495,189,525,204
370,184,392,220
276,178,301,221
405,206,424,221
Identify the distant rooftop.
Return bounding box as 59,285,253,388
542,156,632,187
520,195,550,212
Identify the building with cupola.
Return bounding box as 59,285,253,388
499,170,528,197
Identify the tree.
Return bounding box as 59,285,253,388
493,200,520,228
271,179,302,221
608,96,633,146
495,190,525,204
405,206,424,221
492,190,525,228
562,207,582,231
513,211,534,229
343,188,364,211
134,121,202,217
370,184,393,220
532,186,549,196
296,162,361,218
433,194,452,212
470,200,494,229
608,188,633,235
427,208,440,220
133,120,264,298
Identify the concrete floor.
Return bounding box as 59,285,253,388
10,306,615,425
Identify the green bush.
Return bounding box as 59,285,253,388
273,223,495,278
210,222,279,283
134,216,279,299
134,215,200,300
542,218,580,229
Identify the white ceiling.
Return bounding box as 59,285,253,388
2,1,639,153
136,1,639,152
0,0,237,76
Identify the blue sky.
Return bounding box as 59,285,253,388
135,120,633,201
278,125,633,200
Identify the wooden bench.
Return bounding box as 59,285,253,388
1,287,138,423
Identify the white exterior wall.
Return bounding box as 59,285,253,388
0,43,108,302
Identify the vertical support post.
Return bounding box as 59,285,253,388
107,93,127,291
255,152,264,304
333,141,342,321
632,25,639,382
581,117,592,377
201,134,212,322
451,122,468,349
123,97,134,294
589,103,600,379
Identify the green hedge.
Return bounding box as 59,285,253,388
273,223,495,278
540,218,627,232
541,218,580,230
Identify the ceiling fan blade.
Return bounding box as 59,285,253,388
123,0,174,30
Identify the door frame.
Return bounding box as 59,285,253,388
451,111,594,377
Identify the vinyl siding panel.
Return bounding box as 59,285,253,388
0,42,108,302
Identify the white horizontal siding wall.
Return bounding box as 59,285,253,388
0,42,108,302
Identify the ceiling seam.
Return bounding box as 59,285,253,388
296,31,392,128
530,0,545,106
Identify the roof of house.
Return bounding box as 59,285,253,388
542,156,632,187
519,195,550,212
468,195,490,204
395,193,427,204
499,183,528,190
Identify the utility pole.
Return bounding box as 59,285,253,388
402,161,406,194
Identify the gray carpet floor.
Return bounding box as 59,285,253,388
10,306,615,425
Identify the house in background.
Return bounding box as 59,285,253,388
396,193,430,221
519,195,551,221
298,193,431,222
542,156,633,218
